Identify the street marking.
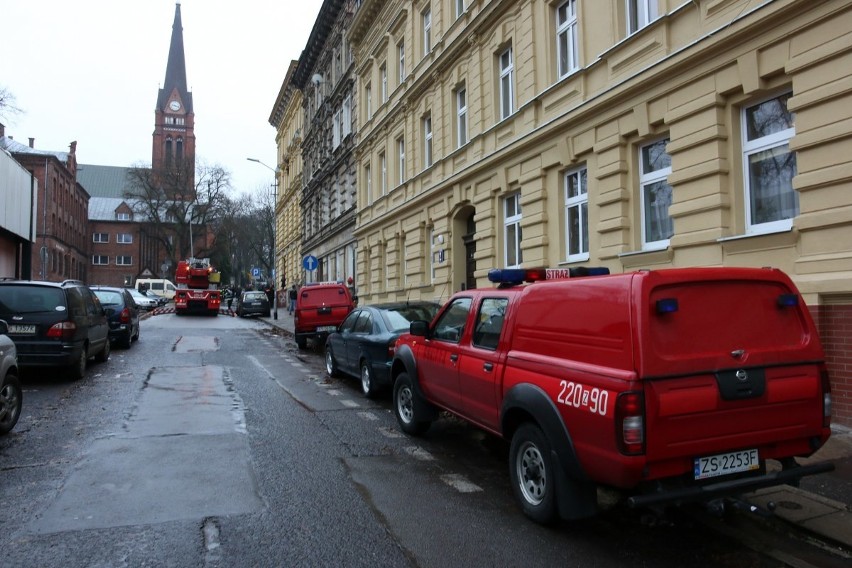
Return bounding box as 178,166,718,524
440,474,483,493
327,389,342,397
378,427,402,439
404,446,435,461
358,411,379,421
340,399,359,408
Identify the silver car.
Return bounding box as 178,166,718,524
0,319,22,435
126,288,158,311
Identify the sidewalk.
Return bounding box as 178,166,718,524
256,309,852,547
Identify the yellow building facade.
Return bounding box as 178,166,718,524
348,0,852,425
270,60,305,292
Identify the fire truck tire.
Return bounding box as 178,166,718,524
393,372,431,436
509,423,558,525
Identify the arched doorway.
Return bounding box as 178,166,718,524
452,206,476,291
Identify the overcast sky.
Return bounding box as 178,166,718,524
0,0,321,197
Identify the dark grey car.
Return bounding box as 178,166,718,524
0,280,110,380
91,286,141,349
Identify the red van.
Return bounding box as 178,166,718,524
293,282,354,350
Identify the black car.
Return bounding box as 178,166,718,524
0,279,110,380
236,291,271,318
90,286,141,349
325,301,440,398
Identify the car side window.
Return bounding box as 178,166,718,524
354,312,373,334
432,297,472,343
473,297,509,350
340,310,361,333
82,288,102,317
65,288,87,317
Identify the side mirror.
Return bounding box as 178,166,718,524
410,320,429,337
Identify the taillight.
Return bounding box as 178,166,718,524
120,307,131,323
47,321,76,341
820,366,832,428
616,391,645,455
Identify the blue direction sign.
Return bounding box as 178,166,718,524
303,255,318,272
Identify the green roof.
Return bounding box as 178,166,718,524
77,164,133,198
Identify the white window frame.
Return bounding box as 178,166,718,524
556,0,579,78
504,192,523,268
627,0,659,35
380,64,388,103
365,163,373,205
455,0,465,20
639,138,673,250
117,233,133,244
116,212,131,221
93,233,108,243
116,255,133,266
499,47,514,121
742,92,798,235
422,8,432,57
457,86,468,147
398,40,406,83
380,152,387,196
397,137,406,185
92,255,109,265
564,166,589,261
342,94,352,137
365,82,372,119
333,109,342,149
423,114,433,169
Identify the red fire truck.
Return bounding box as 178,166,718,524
174,257,222,316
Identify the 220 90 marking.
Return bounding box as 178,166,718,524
557,380,609,416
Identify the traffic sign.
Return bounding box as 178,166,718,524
251,267,260,277
303,255,318,272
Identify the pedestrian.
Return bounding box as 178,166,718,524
227,287,234,310
288,284,297,315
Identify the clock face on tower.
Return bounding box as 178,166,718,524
169,100,181,111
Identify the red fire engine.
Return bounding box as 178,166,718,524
174,257,222,316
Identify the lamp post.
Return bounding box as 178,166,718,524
247,157,280,320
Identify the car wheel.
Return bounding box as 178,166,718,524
95,337,111,363
133,323,140,342
392,372,431,435
0,372,23,435
69,347,87,380
121,329,133,349
296,336,307,350
509,423,558,525
325,347,339,377
360,361,378,399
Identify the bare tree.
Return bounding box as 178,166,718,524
0,85,23,122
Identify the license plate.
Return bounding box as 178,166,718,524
8,324,36,334
317,325,337,332
694,449,759,480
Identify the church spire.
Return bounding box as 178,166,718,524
157,2,192,113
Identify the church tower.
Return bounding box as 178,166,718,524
152,2,195,189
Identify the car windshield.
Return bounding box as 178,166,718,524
380,304,440,332
93,290,123,306
0,285,66,315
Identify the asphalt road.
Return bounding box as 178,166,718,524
0,313,846,567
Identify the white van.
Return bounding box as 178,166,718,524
135,279,177,299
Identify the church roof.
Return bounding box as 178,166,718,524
88,197,140,221
77,164,133,198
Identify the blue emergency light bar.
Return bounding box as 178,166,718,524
487,266,610,285
777,293,799,307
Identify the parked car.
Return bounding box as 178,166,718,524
236,290,271,318
127,288,158,311
0,279,110,380
0,319,22,435
325,301,440,398
294,282,355,350
90,286,140,349
142,289,169,307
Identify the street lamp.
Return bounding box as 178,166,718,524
247,157,280,320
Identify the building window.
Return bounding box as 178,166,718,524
365,163,372,205
365,82,372,119
422,8,432,57
455,0,465,19
333,109,342,149
116,212,131,221
117,233,133,244
564,167,589,260
398,40,406,84
556,0,579,78
627,0,658,35
429,229,437,283
343,94,352,137
423,114,433,168
116,256,133,266
499,46,514,121
742,92,798,234
93,233,109,243
504,192,523,268
92,255,109,265
456,86,468,147
380,63,388,102
397,137,406,184
380,152,387,196
639,138,673,249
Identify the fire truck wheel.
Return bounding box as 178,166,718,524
393,372,431,436
509,423,558,524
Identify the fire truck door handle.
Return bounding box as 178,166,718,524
483,362,493,372
449,354,458,363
